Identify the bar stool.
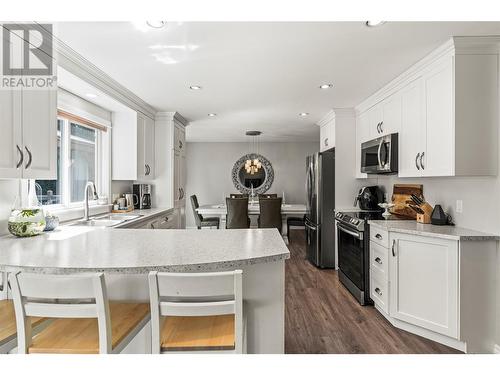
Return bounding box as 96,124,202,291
9,272,150,354
0,299,49,354
148,270,246,353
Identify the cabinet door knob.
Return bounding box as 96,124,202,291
415,153,421,170
16,145,24,169
25,146,32,169
324,138,328,146
375,287,382,296
375,257,382,264
391,239,396,257
420,152,425,170
375,233,382,240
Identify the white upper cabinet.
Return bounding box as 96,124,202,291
355,111,369,178
318,111,335,152
21,89,57,180
0,29,57,180
0,90,22,179
399,78,425,177
356,38,499,178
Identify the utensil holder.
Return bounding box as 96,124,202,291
416,203,433,224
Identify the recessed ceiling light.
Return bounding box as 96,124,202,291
319,83,334,89
146,21,167,29
365,21,386,27
189,85,202,90
85,93,98,99
208,113,217,117
299,112,309,117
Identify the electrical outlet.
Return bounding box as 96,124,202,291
456,200,463,213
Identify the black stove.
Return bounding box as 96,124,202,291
334,210,384,306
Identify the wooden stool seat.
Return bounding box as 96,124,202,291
0,300,46,349
161,315,235,352
28,302,150,354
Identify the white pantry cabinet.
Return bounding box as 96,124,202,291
137,113,155,180
0,30,57,180
389,233,458,339
356,37,499,178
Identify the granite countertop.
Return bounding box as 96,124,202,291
368,220,500,241
0,227,290,274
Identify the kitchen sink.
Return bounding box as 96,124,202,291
70,219,124,227
69,213,143,228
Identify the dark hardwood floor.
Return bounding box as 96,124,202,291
285,229,460,354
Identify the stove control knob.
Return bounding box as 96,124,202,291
353,219,360,225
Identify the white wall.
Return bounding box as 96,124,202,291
185,142,319,228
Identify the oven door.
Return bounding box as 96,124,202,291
337,222,365,291
360,133,397,174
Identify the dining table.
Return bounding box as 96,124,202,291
196,203,307,244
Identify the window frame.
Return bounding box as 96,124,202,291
35,112,110,211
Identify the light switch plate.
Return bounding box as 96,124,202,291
456,200,463,213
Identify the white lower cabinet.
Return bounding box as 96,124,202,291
370,228,497,353
389,233,458,339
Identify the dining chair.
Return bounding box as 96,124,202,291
226,197,251,229
287,214,306,237
190,195,220,229
258,197,283,233
229,194,248,198
9,272,150,354
148,270,246,354
258,194,277,199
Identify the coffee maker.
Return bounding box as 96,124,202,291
133,184,152,209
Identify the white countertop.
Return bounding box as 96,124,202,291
0,227,290,274
368,220,500,241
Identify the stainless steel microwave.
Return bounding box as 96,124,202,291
360,133,398,174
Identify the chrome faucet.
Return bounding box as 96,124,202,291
84,181,99,221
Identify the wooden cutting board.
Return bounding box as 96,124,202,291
390,184,424,219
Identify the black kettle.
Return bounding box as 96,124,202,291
354,186,384,211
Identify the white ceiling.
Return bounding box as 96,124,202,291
53,22,500,142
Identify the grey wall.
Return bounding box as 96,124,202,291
185,142,319,228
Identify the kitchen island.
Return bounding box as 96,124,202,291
0,227,289,354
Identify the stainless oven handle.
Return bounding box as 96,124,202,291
377,138,384,169
337,223,363,240
304,221,317,231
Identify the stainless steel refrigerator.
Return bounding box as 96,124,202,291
305,150,335,268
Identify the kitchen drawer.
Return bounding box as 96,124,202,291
370,241,389,278
370,227,389,248
370,272,389,315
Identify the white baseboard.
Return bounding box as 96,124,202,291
494,344,500,354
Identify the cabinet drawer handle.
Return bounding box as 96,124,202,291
391,239,396,257
375,257,382,264
179,140,183,149
25,146,32,169
420,152,425,170
375,233,382,240
16,145,24,168
375,287,383,296
415,152,420,170
324,138,328,146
